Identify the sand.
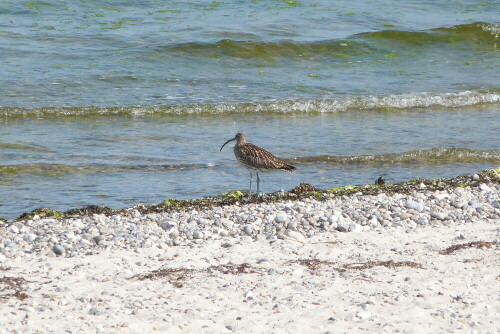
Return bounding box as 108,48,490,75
1,218,498,334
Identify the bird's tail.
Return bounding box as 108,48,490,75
280,164,296,173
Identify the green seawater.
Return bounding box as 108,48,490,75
0,0,498,219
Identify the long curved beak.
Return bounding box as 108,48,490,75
220,137,236,151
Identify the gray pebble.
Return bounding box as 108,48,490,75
405,199,424,212
274,212,288,224
192,230,204,239
52,244,65,255
169,229,179,238
243,225,253,235
92,235,105,244
88,307,101,315
337,225,348,232
430,211,448,220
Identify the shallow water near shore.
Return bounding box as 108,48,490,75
0,0,499,218
1,105,499,219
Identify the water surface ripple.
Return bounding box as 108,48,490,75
0,1,498,219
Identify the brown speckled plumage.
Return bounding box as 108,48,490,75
220,133,295,196
235,142,295,172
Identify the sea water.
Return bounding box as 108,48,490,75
0,1,499,219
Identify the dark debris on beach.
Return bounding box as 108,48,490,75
291,259,424,274
131,263,263,288
0,276,29,301
439,241,498,255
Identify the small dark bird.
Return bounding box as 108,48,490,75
375,176,386,186
220,133,295,196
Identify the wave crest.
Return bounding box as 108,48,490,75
291,148,500,166
1,89,498,117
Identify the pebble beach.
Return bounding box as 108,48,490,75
1,169,499,333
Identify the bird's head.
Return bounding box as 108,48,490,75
220,133,246,151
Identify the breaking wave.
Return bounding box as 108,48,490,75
292,148,500,166
1,90,498,118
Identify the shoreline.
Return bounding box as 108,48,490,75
0,168,498,332
0,169,497,260
4,168,499,224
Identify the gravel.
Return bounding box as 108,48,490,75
0,180,498,259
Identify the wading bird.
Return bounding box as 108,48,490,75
220,133,295,197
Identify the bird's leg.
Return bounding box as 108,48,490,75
256,172,260,196
248,171,253,198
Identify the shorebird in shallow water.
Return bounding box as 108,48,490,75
220,133,296,197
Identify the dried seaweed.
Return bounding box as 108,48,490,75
291,259,424,273
342,260,424,271
291,259,335,271
131,263,263,288
210,263,262,275
132,268,196,288
439,241,497,255
0,276,29,301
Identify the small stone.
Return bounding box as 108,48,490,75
52,244,65,255
192,230,203,239
399,213,411,220
98,226,113,235
198,217,210,225
348,223,363,232
159,222,176,231
267,268,277,275
340,271,349,278
479,183,492,192
243,225,253,235
430,211,448,220
23,234,37,242
284,229,305,242
274,212,288,224
328,215,339,224
451,200,467,209
169,230,179,238
472,174,480,180
435,193,449,201
405,199,424,212
9,225,19,233
88,307,101,315
356,311,372,320
92,235,105,244
337,224,348,232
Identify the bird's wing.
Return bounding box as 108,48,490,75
238,143,289,170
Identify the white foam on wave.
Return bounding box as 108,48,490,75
1,89,499,117
480,23,500,39
251,90,500,114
